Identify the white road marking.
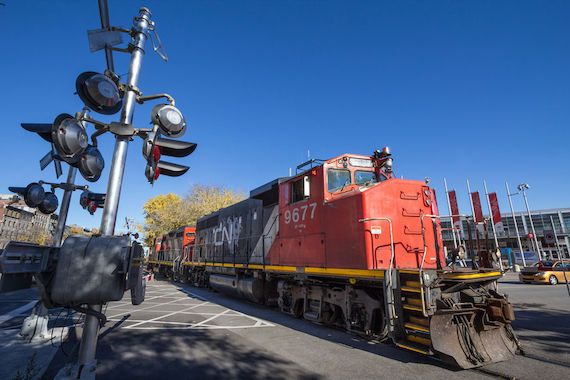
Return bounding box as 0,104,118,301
107,296,197,319
191,309,231,327
125,301,211,329
0,301,37,325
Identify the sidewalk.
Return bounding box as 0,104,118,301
0,287,73,380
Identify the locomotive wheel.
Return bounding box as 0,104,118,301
322,303,341,325
293,299,304,318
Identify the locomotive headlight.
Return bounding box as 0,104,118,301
52,114,88,164
78,145,105,182
76,71,122,115
151,104,186,138
38,192,59,214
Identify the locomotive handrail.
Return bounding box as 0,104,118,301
419,213,443,317
358,217,396,329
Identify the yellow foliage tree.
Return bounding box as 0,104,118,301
142,186,244,246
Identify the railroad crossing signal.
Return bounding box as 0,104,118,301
21,114,104,182
79,190,106,215
142,132,196,184
8,183,59,214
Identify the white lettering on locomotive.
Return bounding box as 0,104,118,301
284,202,317,225
213,216,243,248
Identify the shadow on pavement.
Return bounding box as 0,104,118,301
170,281,463,372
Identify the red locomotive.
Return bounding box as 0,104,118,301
148,149,519,369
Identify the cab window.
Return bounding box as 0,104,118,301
355,171,377,186
291,176,310,203
328,169,351,192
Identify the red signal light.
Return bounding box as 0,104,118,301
152,146,161,161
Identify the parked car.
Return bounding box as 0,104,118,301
519,260,570,285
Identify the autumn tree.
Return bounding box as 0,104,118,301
142,185,245,247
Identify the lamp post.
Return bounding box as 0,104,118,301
505,182,526,267
517,183,542,260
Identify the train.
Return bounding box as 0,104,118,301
147,149,520,369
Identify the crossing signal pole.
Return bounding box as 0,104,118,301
2,3,196,377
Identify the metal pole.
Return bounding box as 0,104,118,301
466,180,480,259
52,167,77,247
443,178,458,249
483,180,499,249
77,8,152,375
550,215,570,296
98,0,115,72
506,182,526,267
521,188,542,260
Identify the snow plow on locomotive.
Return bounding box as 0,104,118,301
147,149,519,369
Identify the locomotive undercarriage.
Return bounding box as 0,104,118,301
161,263,519,369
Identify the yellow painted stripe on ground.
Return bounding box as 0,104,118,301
396,343,430,355
444,271,501,280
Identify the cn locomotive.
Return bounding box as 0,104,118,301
148,149,519,369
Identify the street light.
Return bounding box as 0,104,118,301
505,182,526,267
517,183,543,260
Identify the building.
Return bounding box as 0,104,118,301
0,194,58,248
440,208,570,260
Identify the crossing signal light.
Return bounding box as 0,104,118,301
151,104,186,137
142,132,196,184
78,145,105,182
76,71,123,115
22,114,88,165
8,183,59,215
9,183,45,208
38,192,59,214
79,190,106,215
21,115,104,183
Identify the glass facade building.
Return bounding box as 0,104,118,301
440,208,570,259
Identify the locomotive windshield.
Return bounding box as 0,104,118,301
328,169,351,192
355,170,377,185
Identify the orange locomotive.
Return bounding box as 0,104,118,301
148,149,519,369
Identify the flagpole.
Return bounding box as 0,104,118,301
484,180,503,271
444,178,458,249
483,180,500,249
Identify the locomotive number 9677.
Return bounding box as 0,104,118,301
284,202,317,224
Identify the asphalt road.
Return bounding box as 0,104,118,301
39,274,569,380
2,274,568,379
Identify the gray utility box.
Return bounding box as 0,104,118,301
50,235,131,306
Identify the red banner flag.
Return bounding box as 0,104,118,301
488,192,502,225
471,192,484,223
448,190,460,224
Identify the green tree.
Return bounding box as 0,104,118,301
142,185,244,246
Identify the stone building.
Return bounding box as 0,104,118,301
0,194,58,248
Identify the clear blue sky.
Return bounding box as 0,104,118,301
0,1,568,232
